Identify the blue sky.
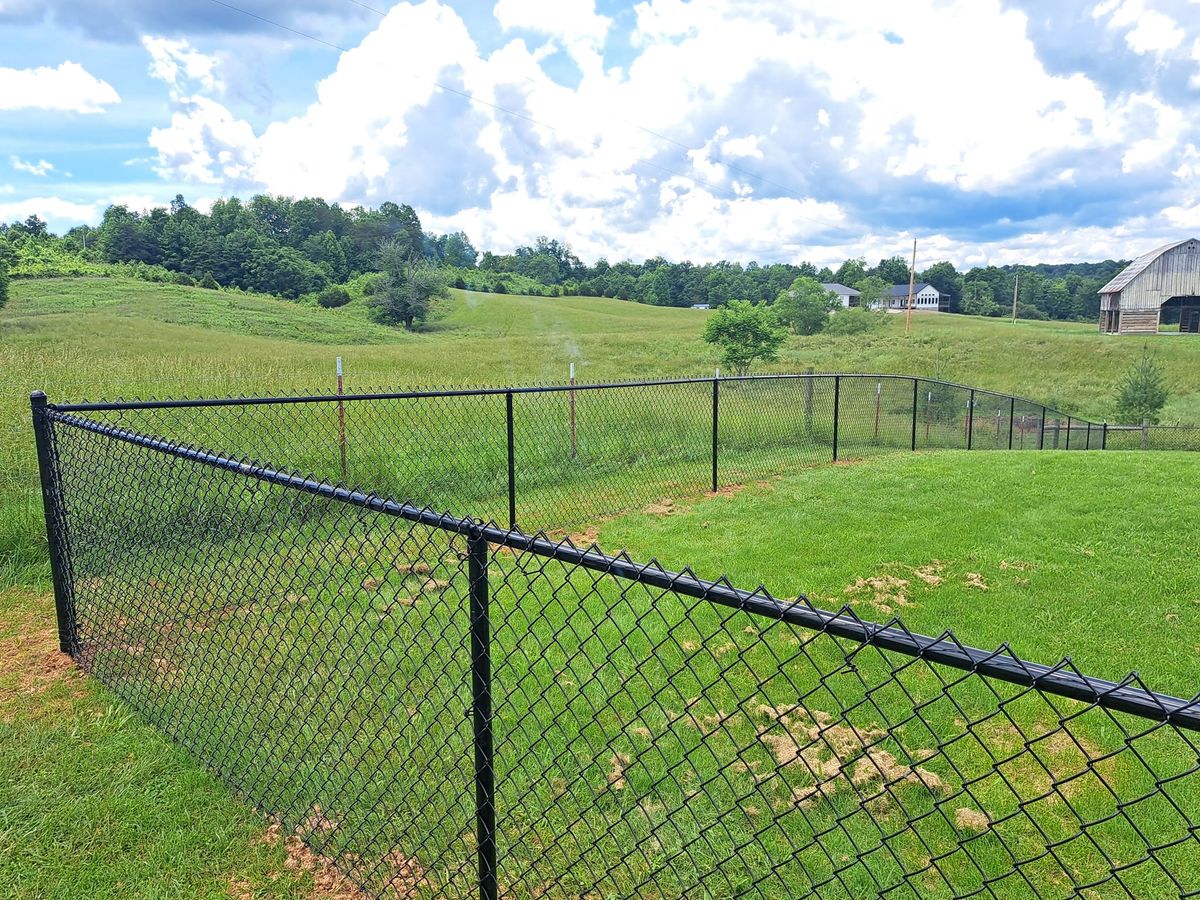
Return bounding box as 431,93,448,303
1,0,1198,268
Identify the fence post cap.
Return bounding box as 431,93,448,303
30,390,47,406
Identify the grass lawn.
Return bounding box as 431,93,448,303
0,588,341,899
11,436,1199,897
597,450,1200,696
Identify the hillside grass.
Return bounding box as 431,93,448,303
2,276,1199,586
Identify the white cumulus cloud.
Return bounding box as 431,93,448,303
142,36,224,95
11,156,55,176
0,61,119,113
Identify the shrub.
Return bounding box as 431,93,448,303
174,272,197,287
825,307,887,335
199,272,220,290
318,286,352,309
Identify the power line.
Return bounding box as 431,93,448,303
204,0,848,235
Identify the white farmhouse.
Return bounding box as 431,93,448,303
820,283,861,308
883,283,943,312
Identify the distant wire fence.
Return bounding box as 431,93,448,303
31,398,1200,898
6,372,1199,506
19,373,1199,535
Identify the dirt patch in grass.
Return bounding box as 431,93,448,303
0,592,85,722
259,821,365,898
845,573,912,615
964,572,989,591
642,498,680,516
954,807,990,832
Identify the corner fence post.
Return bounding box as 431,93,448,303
30,392,75,655
1039,406,1047,450
468,530,498,900
832,375,840,461
966,389,975,450
505,392,516,530
1086,421,1092,450
711,376,719,493
910,378,918,452
1008,397,1015,450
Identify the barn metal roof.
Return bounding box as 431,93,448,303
1099,238,1196,295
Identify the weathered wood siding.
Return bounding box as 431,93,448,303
1110,239,1200,311
1118,308,1160,334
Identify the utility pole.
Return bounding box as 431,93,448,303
1011,271,1020,324
904,238,917,335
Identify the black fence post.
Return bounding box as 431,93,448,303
30,391,75,655
1102,422,1108,450
1086,421,1092,450
1039,406,1047,450
910,378,918,452
1008,397,1015,450
505,392,516,530
468,530,498,900
1066,416,1072,450
711,376,719,493
832,375,840,462
966,390,975,450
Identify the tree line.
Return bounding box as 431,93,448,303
0,194,1126,325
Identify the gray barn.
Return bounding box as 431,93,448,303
1099,238,1200,334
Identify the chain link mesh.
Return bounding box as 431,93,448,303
38,405,1200,899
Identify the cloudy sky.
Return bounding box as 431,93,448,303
1,0,1198,267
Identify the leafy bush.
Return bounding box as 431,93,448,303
199,272,220,290
825,307,887,335
318,286,352,308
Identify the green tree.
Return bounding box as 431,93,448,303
702,300,786,374
834,257,867,287
774,276,836,335
961,282,1002,316
871,256,910,285
920,261,963,311
855,275,888,310
370,240,450,330
1114,350,1169,425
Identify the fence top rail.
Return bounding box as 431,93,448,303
50,407,1198,731
48,374,1100,425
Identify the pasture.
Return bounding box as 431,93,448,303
2,276,1200,897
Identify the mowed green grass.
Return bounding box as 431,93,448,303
0,588,317,899
597,450,1200,696
30,442,1200,897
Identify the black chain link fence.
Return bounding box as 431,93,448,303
29,381,1200,899
39,373,1196,540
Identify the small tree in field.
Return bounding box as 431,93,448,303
703,300,786,374
855,274,888,310
774,276,836,335
368,237,450,330
1114,350,1168,424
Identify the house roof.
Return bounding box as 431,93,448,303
1098,238,1196,295
886,283,935,297
820,282,860,296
